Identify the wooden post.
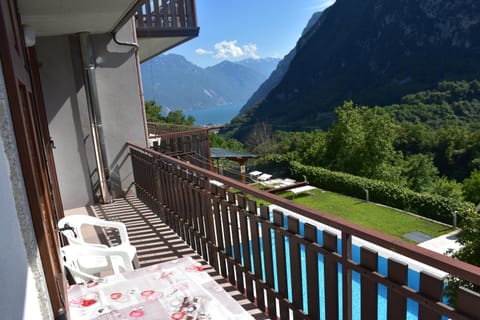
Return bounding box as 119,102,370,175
239,159,246,184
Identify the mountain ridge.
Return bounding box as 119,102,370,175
240,11,323,114
141,54,279,110
225,0,480,139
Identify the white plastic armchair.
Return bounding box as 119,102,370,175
60,244,134,283
58,215,137,267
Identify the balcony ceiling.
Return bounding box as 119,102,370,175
138,36,194,62
18,0,140,36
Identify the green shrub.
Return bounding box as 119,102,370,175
290,161,474,224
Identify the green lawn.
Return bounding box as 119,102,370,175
274,189,453,243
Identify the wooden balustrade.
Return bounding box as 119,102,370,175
128,142,480,320
136,0,197,32
147,123,211,170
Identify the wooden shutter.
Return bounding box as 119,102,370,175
0,0,67,316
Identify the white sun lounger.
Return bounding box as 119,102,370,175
249,171,262,178
257,173,272,181
210,180,224,187
288,185,316,197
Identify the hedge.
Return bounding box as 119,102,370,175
290,161,474,225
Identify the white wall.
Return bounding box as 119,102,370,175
0,57,53,319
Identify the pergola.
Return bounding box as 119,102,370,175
210,147,259,183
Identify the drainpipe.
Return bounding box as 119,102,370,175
79,32,113,203
112,17,149,147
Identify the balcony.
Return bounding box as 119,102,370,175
135,0,199,61
77,144,480,320
115,142,480,319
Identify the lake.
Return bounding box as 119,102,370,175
185,103,243,126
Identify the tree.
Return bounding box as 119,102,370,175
325,102,399,180
430,176,463,201
165,110,195,125
294,130,327,166
245,122,274,156
462,170,480,205
360,107,398,178
144,100,196,125
445,208,480,306
209,133,244,151
145,100,163,122
325,101,366,174
403,153,439,193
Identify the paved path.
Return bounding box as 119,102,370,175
418,230,462,255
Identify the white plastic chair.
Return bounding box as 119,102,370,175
58,215,137,267
60,244,133,283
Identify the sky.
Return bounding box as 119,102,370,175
169,0,336,67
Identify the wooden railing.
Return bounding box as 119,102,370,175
147,123,211,169
147,122,205,135
135,0,198,35
128,142,480,320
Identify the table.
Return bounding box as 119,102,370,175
67,257,254,320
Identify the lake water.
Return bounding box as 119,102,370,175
185,103,243,126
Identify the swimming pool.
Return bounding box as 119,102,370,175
235,210,449,320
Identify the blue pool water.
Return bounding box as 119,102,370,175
235,214,448,320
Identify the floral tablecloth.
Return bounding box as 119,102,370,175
67,257,254,320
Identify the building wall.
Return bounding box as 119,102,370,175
0,56,53,319
91,22,146,198
36,35,96,209
37,21,146,209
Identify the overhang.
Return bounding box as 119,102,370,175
18,0,143,36
138,32,198,62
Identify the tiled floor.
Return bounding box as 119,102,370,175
89,197,268,319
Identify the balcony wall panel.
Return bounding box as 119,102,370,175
37,35,96,208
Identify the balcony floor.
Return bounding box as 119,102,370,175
88,196,268,319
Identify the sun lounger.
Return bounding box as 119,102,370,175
249,171,262,178
210,180,224,187
259,178,283,188
257,173,272,181
288,185,316,197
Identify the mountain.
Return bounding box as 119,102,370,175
237,58,280,77
141,54,280,110
240,11,323,114
225,0,480,139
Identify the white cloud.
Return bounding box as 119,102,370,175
196,40,260,60
242,43,260,60
195,48,213,55
213,40,245,59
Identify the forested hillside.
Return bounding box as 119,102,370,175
237,81,480,204
386,80,480,181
